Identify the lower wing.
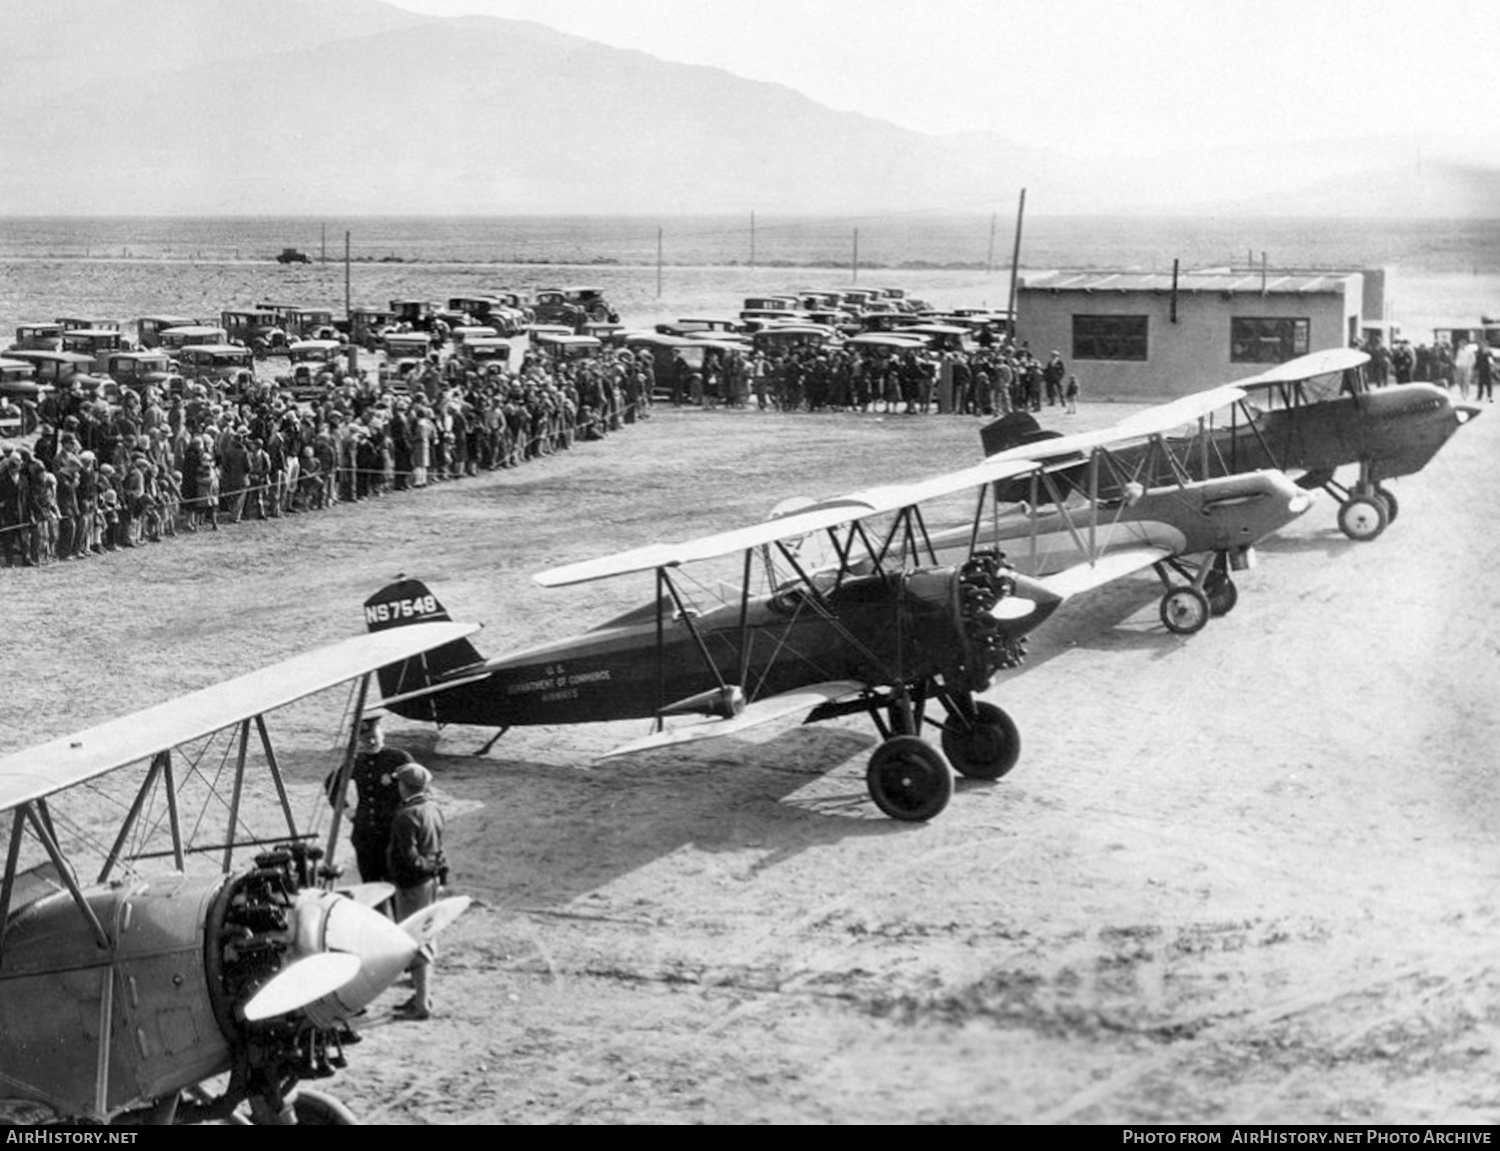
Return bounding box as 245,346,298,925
600,680,865,759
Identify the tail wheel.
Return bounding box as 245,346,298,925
1160,586,1210,635
940,701,1020,780
866,736,952,821
1337,495,1388,542
1204,571,1239,617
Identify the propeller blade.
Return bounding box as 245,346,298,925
338,882,396,907
242,952,363,1022
398,895,473,947
990,596,1037,620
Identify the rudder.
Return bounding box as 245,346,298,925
363,578,485,720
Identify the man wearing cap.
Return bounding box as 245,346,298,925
327,713,415,887
387,762,445,1020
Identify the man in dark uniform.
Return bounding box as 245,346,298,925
328,713,414,884
387,763,446,1020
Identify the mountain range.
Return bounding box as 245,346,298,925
1,0,1494,218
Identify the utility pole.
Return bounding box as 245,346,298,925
1006,188,1026,340
852,228,859,283
657,227,663,298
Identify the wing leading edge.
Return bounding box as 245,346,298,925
0,621,480,814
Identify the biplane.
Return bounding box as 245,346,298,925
366,454,1073,824
365,399,1307,824
930,384,1317,635
985,349,1481,543
0,622,475,1125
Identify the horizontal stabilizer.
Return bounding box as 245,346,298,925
600,679,865,759
1036,546,1171,602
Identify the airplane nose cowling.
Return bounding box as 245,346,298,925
303,893,420,1026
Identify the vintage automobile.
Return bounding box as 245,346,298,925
158,325,230,351
99,350,173,388
219,310,287,357
264,306,335,341
750,325,835,355
286,338,345,368
3,349,97,388
896,323,973,354
176,344,256,381
382,332,435,363
55,316,121,333
343,307,395,350
136,314,200,348
59,328,123,361
277,363,332,402
532,286,617,331
276,247,311,264
0,358,40,435
457,337,513,371
531,332,603,361
450,325,499,349
656,317,747,338
389,300,436,331
11,323,63,351
741,296,799,313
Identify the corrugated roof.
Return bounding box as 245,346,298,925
1019,270,1354,294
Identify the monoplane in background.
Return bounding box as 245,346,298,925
984,348,1480,542
0,623,475,1125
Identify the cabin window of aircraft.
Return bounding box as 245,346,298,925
1231,317,1312,364
1072,314,1150,361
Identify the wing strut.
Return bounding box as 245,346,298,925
223,720,251,874
6,802,111,951
321,672,373,882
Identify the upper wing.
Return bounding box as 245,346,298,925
534,457,1042,588
984,384,1250,469
0,621,479,814
1237,347,1370,386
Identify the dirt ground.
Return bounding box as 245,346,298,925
3,397,1498,1125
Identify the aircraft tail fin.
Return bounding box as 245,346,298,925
979,411,1061,456
981,412,1068,504
363,578,485,721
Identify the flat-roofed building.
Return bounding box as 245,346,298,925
1017,267,1377,399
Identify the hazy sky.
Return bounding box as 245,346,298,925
385,0,1497,157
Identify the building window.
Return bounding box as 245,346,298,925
1072,315,1148,361
1231,317,1310,364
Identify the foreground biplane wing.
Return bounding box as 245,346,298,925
0,620,477,1126
965,382,1315,633
366,453,1079,823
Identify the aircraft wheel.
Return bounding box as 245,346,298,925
1160,586,1211,636
1375,485,1400,524
1204,571,1239,617
866,736,953,821
288,1089,358,1125
940,702,1020,780
1337,495,1388,542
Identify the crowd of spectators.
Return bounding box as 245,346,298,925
0,348,655,569
1,317,1089,571
675,333,1073,417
